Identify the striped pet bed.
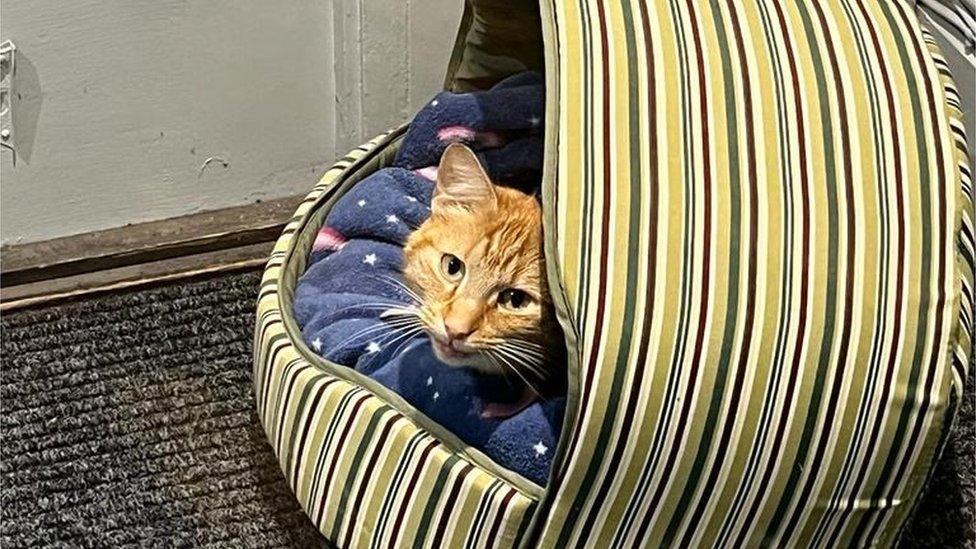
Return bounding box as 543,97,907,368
253,0,974,546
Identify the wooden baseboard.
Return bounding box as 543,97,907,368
1,196,302,310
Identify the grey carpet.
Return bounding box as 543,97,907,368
0,271,971,547
901,372,975,548
1,271,324,547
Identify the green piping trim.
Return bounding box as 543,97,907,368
520,1,577,546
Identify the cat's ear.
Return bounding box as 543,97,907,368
433,143,496,212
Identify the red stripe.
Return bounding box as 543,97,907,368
860,3,950,542
731,1,813,542
340,412,404,548
484,488,518,548
430,464,475,547
631,0,713,536
289,378,341,487
553,0,614,491
313,393,372,526
818,0,908,540
575,0,659,535
678,0,762,540
386,439,441,546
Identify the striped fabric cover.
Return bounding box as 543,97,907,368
253,134,537,548
256,1,972,546
535,0,973,547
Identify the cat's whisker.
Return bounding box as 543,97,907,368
493,340,545,364
313,298,423,354
501,342,550,365
366,273,425,305
496,340,547,361
485,353,523,392
505,339,549,356
325,300,421,324
320,302,418,321
379,307,421,320
495,346,545,379
362,273,412,297
413,308,438,333
314,302,419,321
484,352,508,379
387,325,427,358
493,345,549,381
323,323,395,352
503,360,547,384
352,319,425,356
486,349,544,399
362,324,426,365
482,337,547,357
357,303,418,312
325,316,423,354
509,340,547,353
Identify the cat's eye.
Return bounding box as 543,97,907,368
440,253,465,281
498,288,530,310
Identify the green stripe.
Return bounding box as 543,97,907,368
412,455,462,549
283,372,329,482
715,0,799,542
575,0,596,328
762,0,844,536
308,388,366,523
370,432,426,548
558,0,648,542
330,405,395,541
809,0,894,543
611,0,697,540
465,480,505,549
850,1,939,541
661,0,745,540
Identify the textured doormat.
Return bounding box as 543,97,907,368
1,271,972,547
1,271,324,547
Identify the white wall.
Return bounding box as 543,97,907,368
0,0,462,245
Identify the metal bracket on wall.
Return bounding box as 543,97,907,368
1,39,17,165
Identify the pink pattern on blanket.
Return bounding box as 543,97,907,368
414,167,438,181
437,125,475,142
313,226,347,252
437,126,505,148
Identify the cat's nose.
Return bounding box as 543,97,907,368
443,299,481,342
443,319,475,342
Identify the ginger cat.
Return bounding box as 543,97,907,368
402,143,563,418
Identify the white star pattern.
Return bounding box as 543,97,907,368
426,376,433,386
363,253,377,266
357,199,367,207
312,338,322,351
431,99,439,106
533,441,548,456
433,391,440,401
366,341,381,353
406,196,417,202
386,214,399,224
529,115,541,127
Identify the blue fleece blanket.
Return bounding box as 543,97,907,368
294,72,563,485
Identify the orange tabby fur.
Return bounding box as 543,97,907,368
402,144,562,401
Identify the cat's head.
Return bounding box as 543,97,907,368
402,144,561,382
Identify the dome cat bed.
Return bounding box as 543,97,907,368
253,0,973,546
290,71,565,487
